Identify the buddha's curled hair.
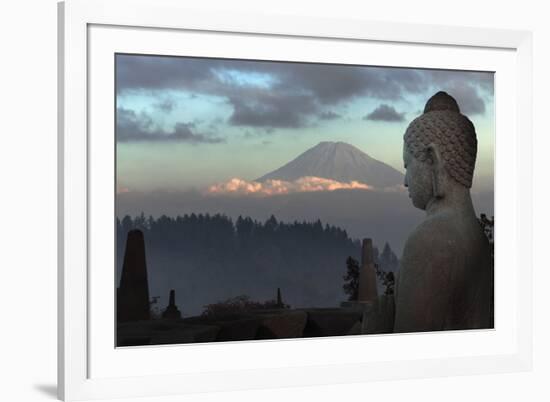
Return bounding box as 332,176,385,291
404,91,478,188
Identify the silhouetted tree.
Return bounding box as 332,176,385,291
265,215,279,232
479,213,494,327
343,256,360,301
375,266,395,295
379,242,399,272
479,213,494,258
149,296,162,319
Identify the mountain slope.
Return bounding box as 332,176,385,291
256,141,404,188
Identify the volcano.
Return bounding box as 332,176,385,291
256,141,404,189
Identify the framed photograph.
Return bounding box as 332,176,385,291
58,0,533,400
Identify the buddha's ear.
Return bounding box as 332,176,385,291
426,143,445,198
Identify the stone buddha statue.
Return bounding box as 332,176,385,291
393,91,493,333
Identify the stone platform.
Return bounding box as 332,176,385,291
116,306,378,346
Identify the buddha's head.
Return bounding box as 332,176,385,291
403,91,478,210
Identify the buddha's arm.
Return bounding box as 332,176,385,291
394,228,458,333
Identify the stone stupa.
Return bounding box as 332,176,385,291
117,229,151,322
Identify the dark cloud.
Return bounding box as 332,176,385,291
227,89,318,129
242,127,275,138
117,55,423,101
364,104,406,122
442,82,486,116
279,64,374,104
117,107,154,140
318,111,342,120
220,65,422,129
154,98,176,113
422,70,493,116
168,123,224,143
116,107,224,144
116,55,215,93
116,54,494,129
256,64,425,107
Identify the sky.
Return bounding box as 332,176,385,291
116,54,494,196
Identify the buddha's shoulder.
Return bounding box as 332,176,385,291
403,212,463,257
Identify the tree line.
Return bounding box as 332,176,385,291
116,213,399,315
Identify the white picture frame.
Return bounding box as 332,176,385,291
58,0,533,400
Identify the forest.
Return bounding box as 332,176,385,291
116,213,399,316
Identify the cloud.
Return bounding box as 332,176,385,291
116,54,494,131
423,70,493,116
227,90,318,128
117,185,130,194
154,98,176,113
116,107,154,139
268,64,425,105
442,82,486,116
221,66,421,129
116,55,216,93
364,104,406,122
206,176,371,197
116,107,224,143
318,111,342,120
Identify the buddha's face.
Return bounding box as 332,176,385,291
403,146,433,210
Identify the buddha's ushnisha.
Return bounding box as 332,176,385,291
394,91,493,332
